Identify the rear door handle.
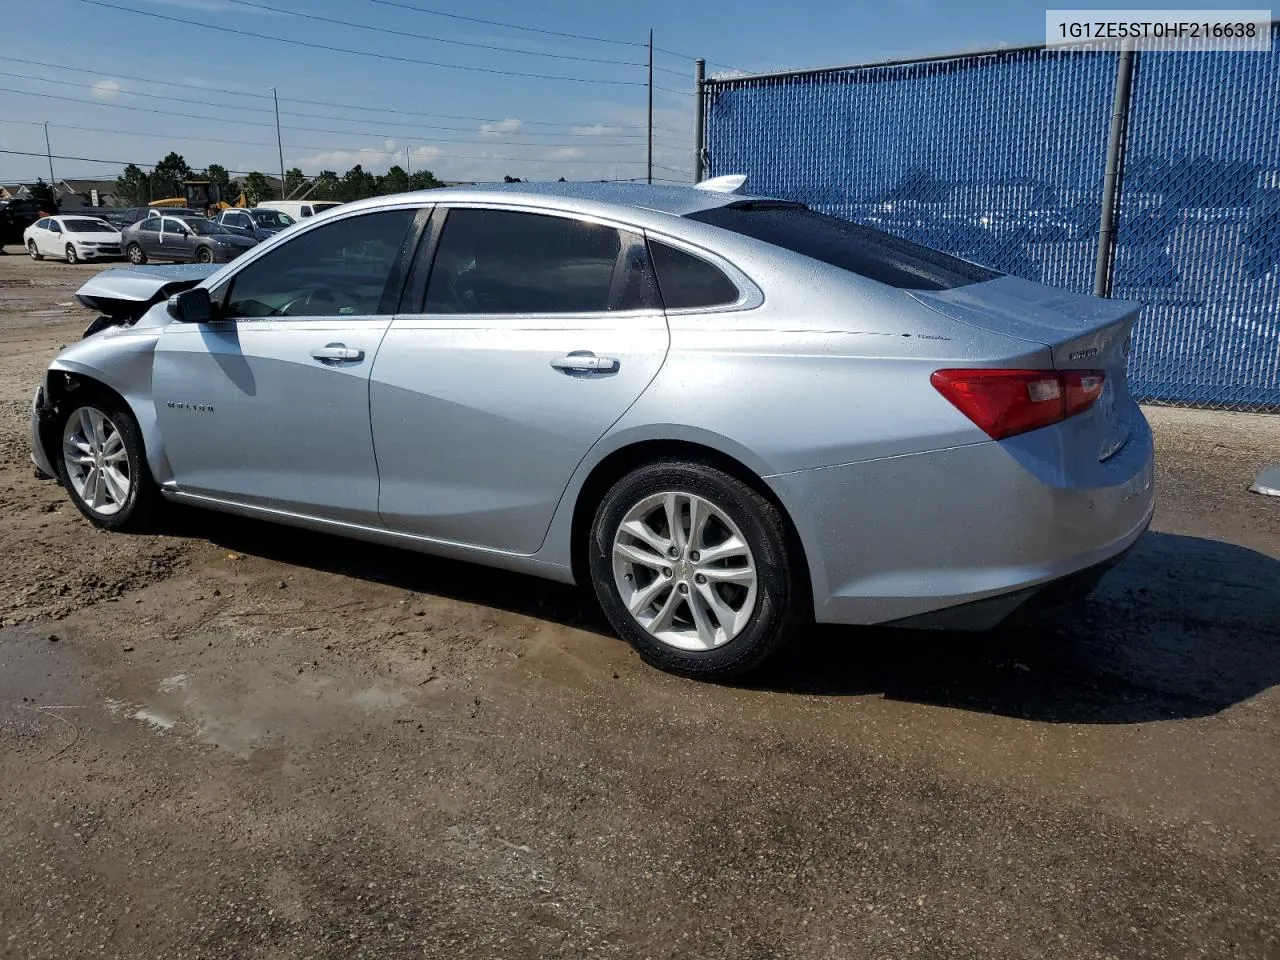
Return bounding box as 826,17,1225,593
310,342,365,364
550,351,620,375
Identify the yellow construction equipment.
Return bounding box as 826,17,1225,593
149,180,248,216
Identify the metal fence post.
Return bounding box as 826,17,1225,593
694,58,706,182
1094,43,1138,297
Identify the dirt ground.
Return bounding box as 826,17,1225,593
1,248,1278,960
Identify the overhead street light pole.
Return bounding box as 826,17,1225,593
647,29,654,185
43,121,55,183
271,86,286,200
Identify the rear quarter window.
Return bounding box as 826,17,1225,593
687,203,1000,291
647,240,740,309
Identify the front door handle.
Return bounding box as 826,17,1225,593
550,351,620,375
310,342,365,364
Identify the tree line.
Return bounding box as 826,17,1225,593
114,152,444,207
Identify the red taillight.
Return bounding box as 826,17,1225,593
931,368,1106,440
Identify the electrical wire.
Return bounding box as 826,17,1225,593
70,0,649,86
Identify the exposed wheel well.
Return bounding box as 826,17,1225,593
569,440,813,613
38,373,133,466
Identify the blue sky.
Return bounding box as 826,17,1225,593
0,0,1254,185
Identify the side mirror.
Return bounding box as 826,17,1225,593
167,287,214,324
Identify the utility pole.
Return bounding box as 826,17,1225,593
405,146,412,178
694,59,706,183
43,121,55,183
271,86,285,200
646,29,654,185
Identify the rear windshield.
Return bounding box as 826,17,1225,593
687,202,1000,291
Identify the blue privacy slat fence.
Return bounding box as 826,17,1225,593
701,30,1280,411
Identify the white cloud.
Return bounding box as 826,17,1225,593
139,0,275,12
295,143,442,172
92,79,122,99
710,68,750,80
570,124,622,137
546,147,585,160
479,118,522,136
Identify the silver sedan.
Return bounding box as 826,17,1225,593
29,180,1154,680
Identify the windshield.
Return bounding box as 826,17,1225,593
251,210,294,227
181,219,232,235
63,219,116,233
687,202,1001,291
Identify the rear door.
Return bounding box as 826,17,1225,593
370,205,668,553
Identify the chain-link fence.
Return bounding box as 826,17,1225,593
701,28,1280,411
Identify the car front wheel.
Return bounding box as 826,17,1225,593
56,395,160,532
127,243,147,264
196,246,213,263
589,461,806,681
28,240,42,261
65,244,79,264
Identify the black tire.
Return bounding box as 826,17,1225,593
65,244,79,265
195,246,213,264
28,240,42,261
54,390,161,533
127,243,147,265
588,461,805,681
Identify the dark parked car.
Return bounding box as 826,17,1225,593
0,198,46,250
112,206,204,230
213,207,296,241
121,215,257,264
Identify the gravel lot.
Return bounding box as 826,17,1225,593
1,249,1278,959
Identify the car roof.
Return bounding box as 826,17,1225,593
328,180,783,227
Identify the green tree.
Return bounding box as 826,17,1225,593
151,152,192,202
378,165,410,196
243,171,272,205
407,169,443,191
115,164,150,206
283,167,306,199
309,170,341,200
339,164,378,202
29,178,58,213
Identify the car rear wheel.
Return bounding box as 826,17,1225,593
65,244,79,264
28,240,42,261
56,394,160,532
588,461,805,680
195,246,213,264
127,243,147,265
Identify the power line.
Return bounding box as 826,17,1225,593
0,146,659,171
217,0,688,77
70,0,649,86
2,119,677,160
0,55,670,131
1,85,680,151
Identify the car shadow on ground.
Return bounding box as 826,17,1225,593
163,512,1280,725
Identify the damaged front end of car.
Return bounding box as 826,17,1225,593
76,263,220,338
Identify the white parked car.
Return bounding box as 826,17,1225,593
256,200,343,220
24,216,123,264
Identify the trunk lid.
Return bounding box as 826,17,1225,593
909,275,1140,461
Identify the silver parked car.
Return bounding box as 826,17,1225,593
29,179,1154,680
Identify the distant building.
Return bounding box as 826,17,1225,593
0,179,122,208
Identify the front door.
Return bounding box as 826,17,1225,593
158,217,194,261
370,206,669,554
152,206,421,524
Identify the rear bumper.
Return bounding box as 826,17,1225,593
882,534,1141,630
769,411,1156,628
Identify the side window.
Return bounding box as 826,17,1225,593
34,218,49,230
301,206,313,217
647,240,740,309
424,208,623,314
223,208,416,318
49,220,63,234
139,219,159,233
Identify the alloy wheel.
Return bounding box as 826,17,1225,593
128,245,145,264
28,241,39,260
66,245,78,264
61,406,132,517
611,491,758,651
